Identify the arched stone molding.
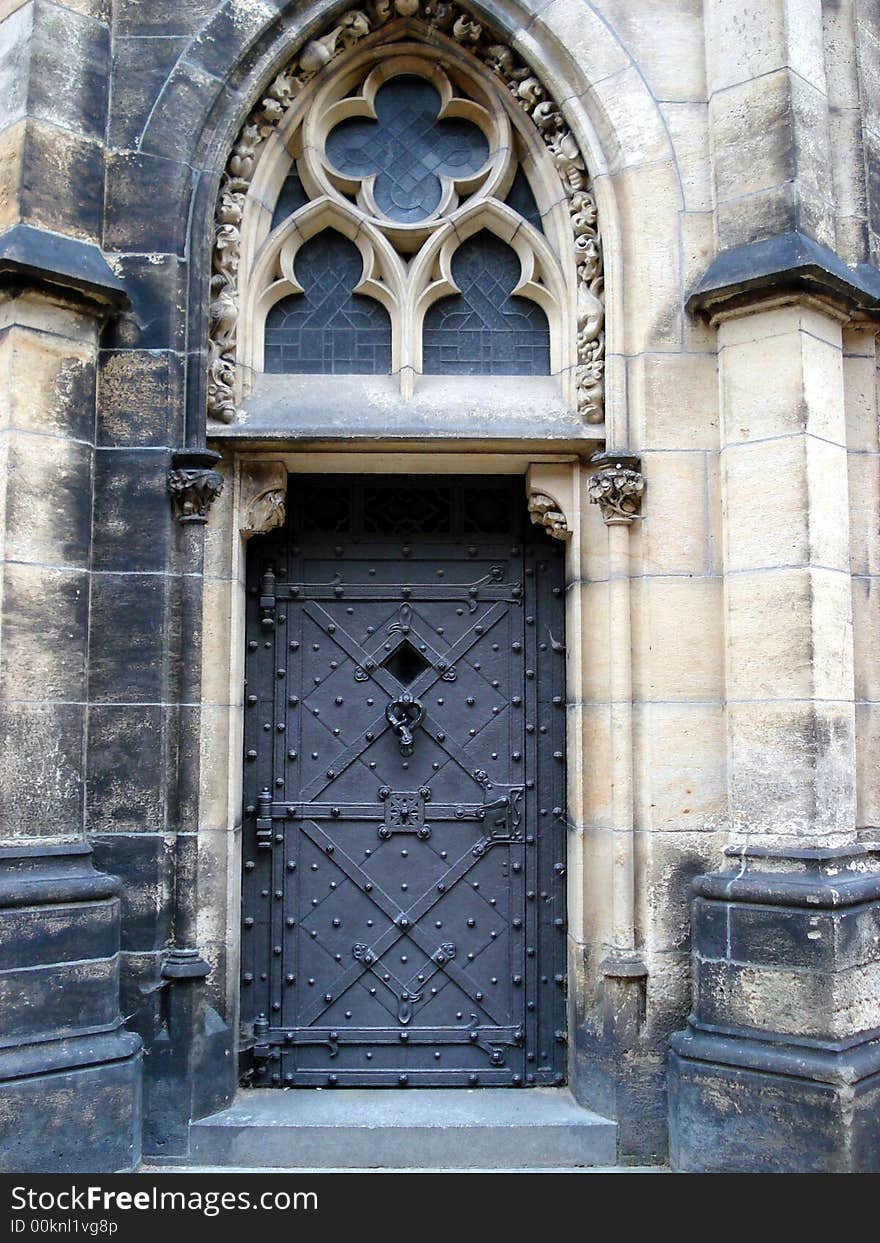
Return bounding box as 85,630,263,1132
122,0,685,449
205,5,606,428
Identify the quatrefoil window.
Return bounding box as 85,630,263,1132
325,75,490,223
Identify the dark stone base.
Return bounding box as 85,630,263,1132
572,953,665,1162
0,841,143,1172
669,1028,880,1173
0,1033,142,1173
668,843,880,1173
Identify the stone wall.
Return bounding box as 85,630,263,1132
0,0,877,1172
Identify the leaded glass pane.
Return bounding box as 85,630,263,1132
325,75,489,223
264,230,392,374
422,231,550,375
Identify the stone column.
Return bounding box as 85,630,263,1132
0,248,142,1172
669,277,880,1171
572,453,650,1151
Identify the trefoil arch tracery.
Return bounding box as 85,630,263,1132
208,3,605,427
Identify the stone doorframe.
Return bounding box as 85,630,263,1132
196,444,645,1098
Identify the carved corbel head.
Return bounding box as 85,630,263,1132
525,464,574,541
240,461,288,538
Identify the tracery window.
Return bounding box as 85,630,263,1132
208,4,605,426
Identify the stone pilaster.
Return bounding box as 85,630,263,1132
670,261,880,1170
0,239,142,1171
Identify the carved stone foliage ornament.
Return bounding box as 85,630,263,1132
208,1,604,426
168,450,224,524
588,456,644,524
527,491,569,540
525,463,574,541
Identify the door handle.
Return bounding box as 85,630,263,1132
385,692,425,756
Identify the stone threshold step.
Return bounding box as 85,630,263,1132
189,1088,617,1170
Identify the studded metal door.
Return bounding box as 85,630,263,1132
240,477,567,1087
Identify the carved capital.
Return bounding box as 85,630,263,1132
168,450,224,524
587,453,643,524
525,464,574,541
240,461,288,538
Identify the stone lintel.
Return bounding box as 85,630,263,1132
0,224,128,314
687,230,880,322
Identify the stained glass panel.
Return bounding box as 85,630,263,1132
264,230,392,374
325,75,489,223
422,231,550,375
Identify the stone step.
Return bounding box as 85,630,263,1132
189,1088,617,1170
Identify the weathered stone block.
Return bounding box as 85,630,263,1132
723,439,850,572
28,0,109,142
0,703,84,838
138,59,232,163
97,348,184,447
847,450,880,577
0,323,96,441
855,701,880,825
719,317,846,445
103,151,194,257
630,351,719,450
670,848,880,1170
725,566,854,701
0,843,141,1172
105,253,187,351
669,1049,871,1173
91,833,173,952
88,573,167,704
726,701,856,845
20,119,104,243
597,0,706,104
112,0,217,37
107,34,189,150
0,3,31,129
632,702,727,832
86,705,166,836
0,897,118,973
0,563,88,702
631,576,724,702
631,450,710,575
92,447,173,573
0,1053,142,1173
2,429,93,568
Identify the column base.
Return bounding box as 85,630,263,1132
0,1030,142,1173
573,950,660,1161
669,1025,880,1173
668,843,880,1172
0,842,143,1172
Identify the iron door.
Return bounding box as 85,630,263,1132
241,477,567,1087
